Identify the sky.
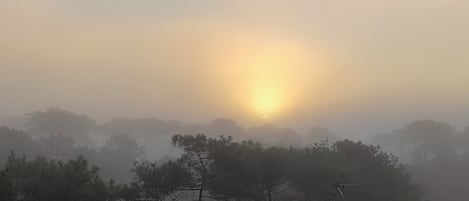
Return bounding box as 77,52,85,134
2,0,469,136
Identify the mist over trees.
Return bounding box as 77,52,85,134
25,108,98,145
0,134,422,201
371,120,469,201
1,108,469,201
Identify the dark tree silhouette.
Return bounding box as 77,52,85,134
288,140,422,201
0,169,15,201
2,153,109,201
133,160,194,200
209,139,289,201
172,134,212,201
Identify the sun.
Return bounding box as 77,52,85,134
209,31,327,121
252,88,283,119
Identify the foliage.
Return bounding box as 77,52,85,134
0,169,15,201
166,135,422,201
3,152,109,201
287,140,423,201
0,127,41,168
287,143,344,201
25,108,97,139
209,139,289,201
98,134,143,183
133,160,194,200
172,134,212,201
0,130,424,201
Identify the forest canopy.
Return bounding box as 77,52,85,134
0,132,422,201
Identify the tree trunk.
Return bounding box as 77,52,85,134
266,186,272,201
198,180,205,201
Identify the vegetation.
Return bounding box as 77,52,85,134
4,113,469,201
0,131,422,201
1,153,109,201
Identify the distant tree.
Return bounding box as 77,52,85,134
371,120,457,165
0,127,41,167
306,127,339,145
403,120,456,164
417,154,469,201
98,134,143,183
246,124,300,147
3,153,109,201
102,118,183,137
25,108,97,144
461,126,469,153
36,134,99,165
208,118,246,139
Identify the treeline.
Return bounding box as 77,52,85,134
0,126,142,183
3,108,469,200
371,120,469,201
4,108,336,149
0,134,422,201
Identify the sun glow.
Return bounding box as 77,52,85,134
211,31,327,121
253,89,283,117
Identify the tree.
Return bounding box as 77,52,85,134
287,144,344,201
371,120,457,166
172,134,212,201
3,153,109,201
0,133,424,201
25,108,97,145
98,134,143,183
288,140,423,201
403,120,456,165
461,126,469,153
210,140,289,201
133,160,194,200
0,127,41,168
106,181,141,201
306,127,339,145
0,169,15,201
334,140,422,201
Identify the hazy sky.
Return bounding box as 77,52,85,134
2,0,469,135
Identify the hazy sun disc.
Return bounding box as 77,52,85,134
210,30,328,121
252,87,284,118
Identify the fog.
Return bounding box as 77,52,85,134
1,108,469,201
3,0,469,137
2,1,469,201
